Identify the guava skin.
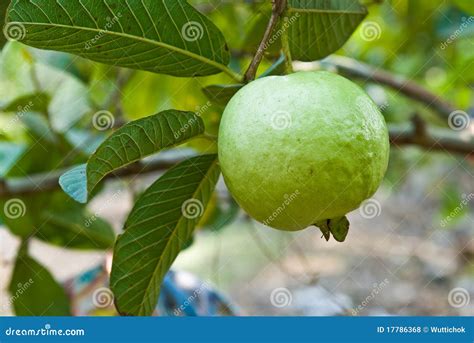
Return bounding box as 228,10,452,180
218,71,389,231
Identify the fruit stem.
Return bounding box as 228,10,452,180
243,0,287,82
281,15,294,74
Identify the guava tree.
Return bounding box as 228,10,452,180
1,0,473,316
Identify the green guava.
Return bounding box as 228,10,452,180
218,71,389,235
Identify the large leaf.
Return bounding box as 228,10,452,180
287,0,367,61
59,110,204,203
9,249,71,316
110,154,220,316
7,0,230,77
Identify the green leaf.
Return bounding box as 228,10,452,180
0,0,9,48
0,92,50,114
9,250,71,316
0,142,26,177
453,0,474,15
59,110,205,203
38,209,115,250
0,190,114,248
315,216,350,242
287,0,367,61
110,154,220,316
205,197,240,232
202,56,285,105
7,0,230,77
202,84,243,106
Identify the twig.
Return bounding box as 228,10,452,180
244,0,287,82
280,15,293,74
321,55,456,120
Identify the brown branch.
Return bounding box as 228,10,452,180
389,124,474,156
1,125,471,198
243,0,287,82
0,153,195,198
322,55,456,120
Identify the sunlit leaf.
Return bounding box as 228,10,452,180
7,0,231,77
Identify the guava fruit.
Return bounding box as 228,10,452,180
218,71,389,237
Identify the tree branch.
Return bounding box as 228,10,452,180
1,125,471,198
389,124,474,156
0,153,196,198
244,0,287,82
321,55,456,120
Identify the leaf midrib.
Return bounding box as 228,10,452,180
134,158,218,315
14,21,229,74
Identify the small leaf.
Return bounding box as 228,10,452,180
315,216,350,242
59,164,88,204
202,84,243,106
110,154,220,316
204,197,240,232
287,0,367,61
328,216,350,242
259,54,286,78
7,0,230,77
202,57,285,105
39,209,115,250
0,142,26,178
9,251,71,316
59,110,204,203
